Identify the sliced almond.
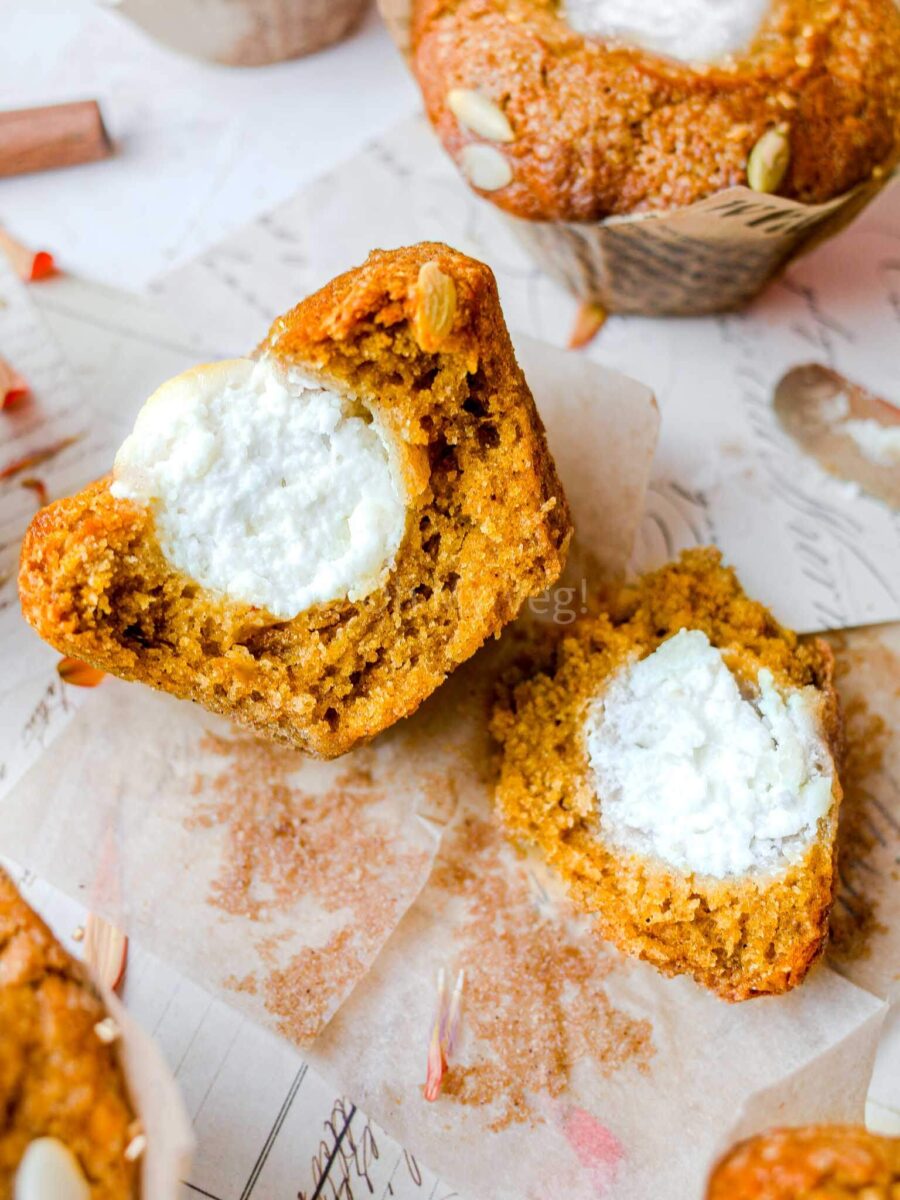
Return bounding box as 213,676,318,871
123,1134,147,1163
568,301,607,350
93,1016,121,1044
459,143,513,192
83,911,128,991
414,262,457,353
447,89,514,143
747,127,791,194
13,1138,90,1200
57,656,105,688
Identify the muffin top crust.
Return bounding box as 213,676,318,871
411,0,900,220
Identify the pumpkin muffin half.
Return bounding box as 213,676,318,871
492,549,842,1001
707,1125,900,1198
0,869,137,1200
19,244,571,758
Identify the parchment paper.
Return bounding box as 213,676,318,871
1,330,659,1053
376,0,895,315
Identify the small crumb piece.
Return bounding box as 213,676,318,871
568,301,607,350
57,657,106,688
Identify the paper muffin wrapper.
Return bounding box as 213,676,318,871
502,176,894,315
117,0,369,67
378,0,895,314
102,987,194,1199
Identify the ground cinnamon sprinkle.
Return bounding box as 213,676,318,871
186,733,431,1045
261,930,364,1045
827,635,895,963
187,733,428,928
433,814,654,1131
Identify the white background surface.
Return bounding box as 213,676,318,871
2,0,417,287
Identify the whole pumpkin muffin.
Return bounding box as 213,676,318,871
707,1126,900,1198
0,870,137,1200
19,243,572,758
492,548,843,1001
411,0,900,221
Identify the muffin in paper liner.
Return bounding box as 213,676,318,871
114,0,369,66
378,0,898,315
502,173,896,315
103,988,195,1200
0,871,193,1199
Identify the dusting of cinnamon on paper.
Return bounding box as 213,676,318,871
187,734,428,927
260,929,364,1044
187,733,431,1045
431,815,654,1131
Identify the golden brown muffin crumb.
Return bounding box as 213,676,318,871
412,0,900,220
18,243,572,758
0,870,137,1200
492,548,843,1001
707,1125,900,1198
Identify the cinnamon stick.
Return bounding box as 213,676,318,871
0,100,112,179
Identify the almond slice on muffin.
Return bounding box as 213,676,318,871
492,548,842,1001
411,0,900,220
0,869,137,1199
707,1125,900,1198
19,244,572,758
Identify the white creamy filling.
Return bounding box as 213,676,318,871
584,629,833,878
842,418,900,468
563,0,771,64
111,356,408,620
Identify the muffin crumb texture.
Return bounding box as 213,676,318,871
492,548,843,1000
0,871,136,1200
412,0,900,219
707,1125,900,1199
19,243,572,758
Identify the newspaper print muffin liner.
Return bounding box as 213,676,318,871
113,0,369,66
378,0,897,315
102,986,195,1198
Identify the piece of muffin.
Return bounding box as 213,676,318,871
492,548,842,1001
411,0,900,221
0,870,137,1200
19,244,572,758
707,1126,900,1198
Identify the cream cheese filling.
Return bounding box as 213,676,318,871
583,629,834,878
111,356,408,620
